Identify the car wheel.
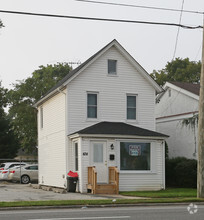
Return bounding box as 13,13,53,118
21,175,30,184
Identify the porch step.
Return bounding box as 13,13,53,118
88,183,117,194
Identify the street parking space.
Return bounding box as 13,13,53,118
0,181,128,202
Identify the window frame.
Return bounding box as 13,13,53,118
87,92,98,120
126,94,137,121
108,59,117,75
74,142,79,171
118,140,153,174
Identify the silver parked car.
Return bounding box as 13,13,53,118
8,164,38,184
0,162,28,180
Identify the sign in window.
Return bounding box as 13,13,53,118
120,142,150,170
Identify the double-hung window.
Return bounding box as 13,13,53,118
87,93,97,119
127,95,137,120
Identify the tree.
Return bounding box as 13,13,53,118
7,63,72,153
151,58,201,86
0,81,18,158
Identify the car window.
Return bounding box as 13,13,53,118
25,166,38,170
9,164,20,168
0,164,5,168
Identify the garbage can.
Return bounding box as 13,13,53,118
67,171,78,192
67,177,78,192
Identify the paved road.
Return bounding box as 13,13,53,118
0,205,203,220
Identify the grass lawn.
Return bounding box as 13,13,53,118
0,197,204,208
120,188,197,198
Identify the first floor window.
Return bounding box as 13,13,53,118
120,142,150,171
87,93,97,118
75,142,78,171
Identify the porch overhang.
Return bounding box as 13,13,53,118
68,121,169,140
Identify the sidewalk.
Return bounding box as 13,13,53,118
0,181,144,202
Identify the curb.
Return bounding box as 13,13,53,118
0,202,204,211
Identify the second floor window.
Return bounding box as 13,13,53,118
127,95,137,120
87,93,97,118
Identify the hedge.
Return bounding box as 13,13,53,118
165,157,197,188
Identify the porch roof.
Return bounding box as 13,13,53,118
69,122,168,138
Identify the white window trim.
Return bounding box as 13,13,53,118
74,141,79,172
107,59,117,75
86,92,99,121
126,94,138,122
117,139,154,174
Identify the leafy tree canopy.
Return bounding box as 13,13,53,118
150,58,201,86
7,63,72,153
0,81,18,159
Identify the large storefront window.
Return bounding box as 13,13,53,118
120,142,150,171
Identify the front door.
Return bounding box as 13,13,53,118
91,141,108,183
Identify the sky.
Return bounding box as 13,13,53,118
0,0,203,89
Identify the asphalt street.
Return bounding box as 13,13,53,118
0,206,203,220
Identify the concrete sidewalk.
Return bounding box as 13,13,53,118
0,181,143,202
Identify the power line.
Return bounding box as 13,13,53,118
0,10,202,29
75,0,204,15
172,0,185,60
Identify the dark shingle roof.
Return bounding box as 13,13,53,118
170,82,200,96
70,121,168,138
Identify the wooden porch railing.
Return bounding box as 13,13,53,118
108,166,119,194
87,166,97,194
87,166,119,194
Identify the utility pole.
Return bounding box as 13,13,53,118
197,19,204,198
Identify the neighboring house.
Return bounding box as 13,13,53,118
156,81,199,159
34,39,168,194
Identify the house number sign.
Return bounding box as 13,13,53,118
83,152,88,156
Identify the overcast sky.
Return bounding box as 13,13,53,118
0,0,203,89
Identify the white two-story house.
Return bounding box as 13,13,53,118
34,39,168,194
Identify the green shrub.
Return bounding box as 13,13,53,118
165,157,197,188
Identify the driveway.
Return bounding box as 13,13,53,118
0,181,138,202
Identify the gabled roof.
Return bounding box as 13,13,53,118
169,82,200,96
157,81,200,103
69,121,168,138
34,39,162,107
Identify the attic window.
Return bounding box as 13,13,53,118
108,59,117,75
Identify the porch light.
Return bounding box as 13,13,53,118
110,144,114,150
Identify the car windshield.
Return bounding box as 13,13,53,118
0,164,5,168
